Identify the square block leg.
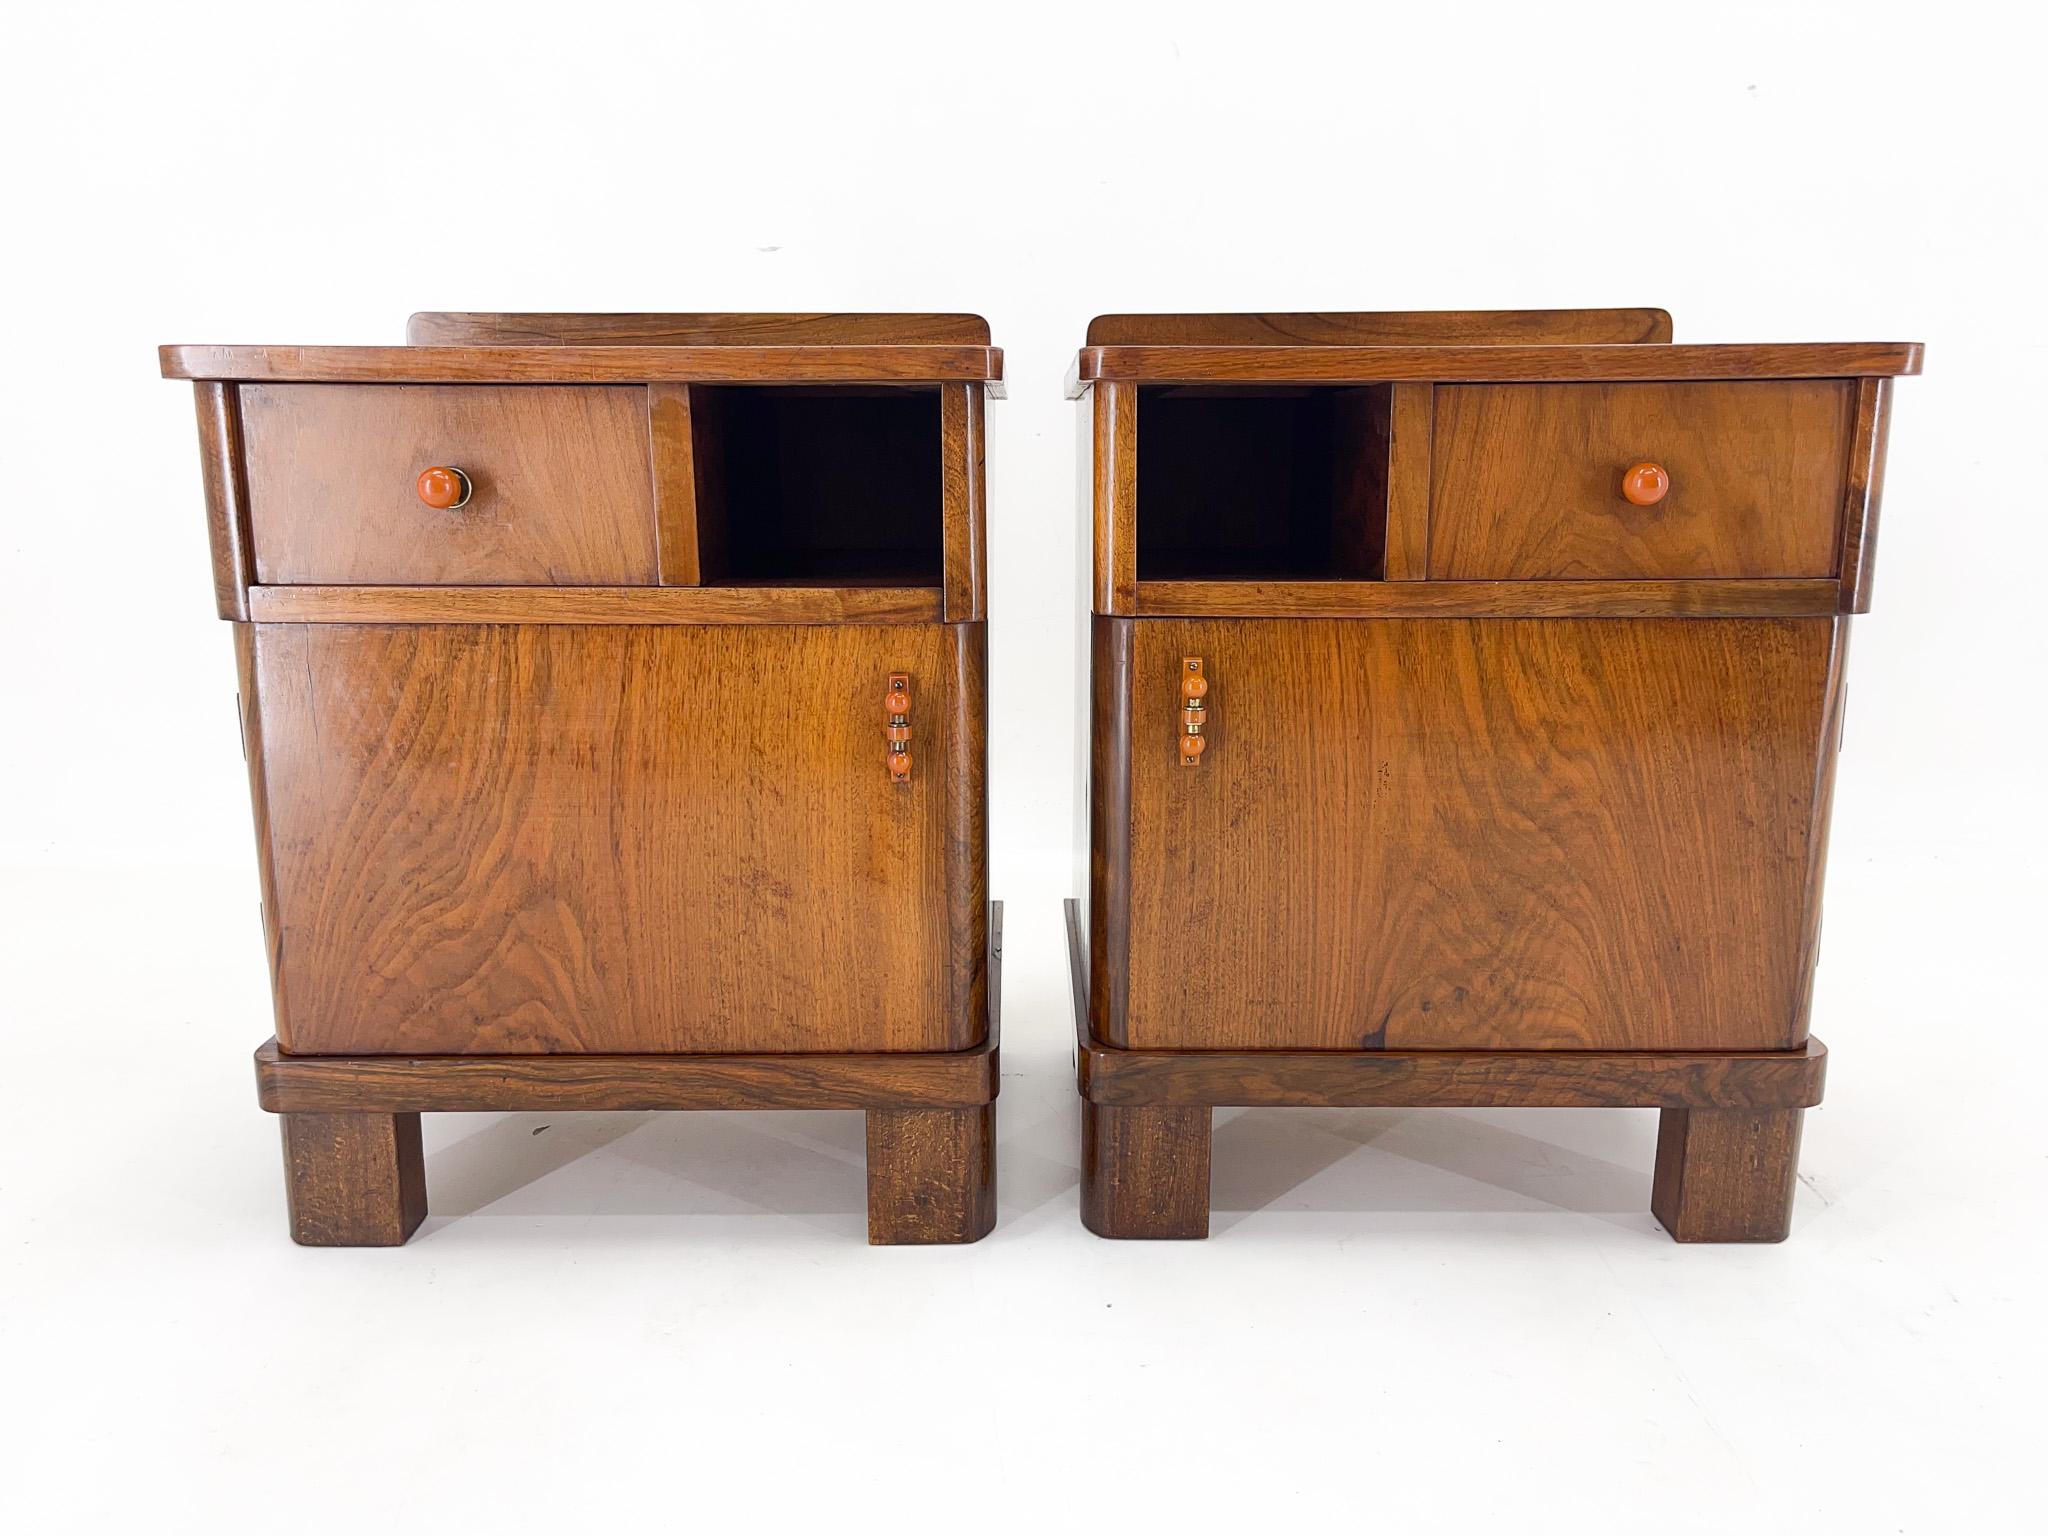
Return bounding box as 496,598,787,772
1651,1107,1804,1243
1081,1102,1211,1239
865,1105,997,1244
279,1111,428,1247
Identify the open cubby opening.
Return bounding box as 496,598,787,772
694,385,943,586
1136,385,1392,580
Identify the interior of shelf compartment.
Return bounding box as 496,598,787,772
1135,384,1391,580
694,385,943,585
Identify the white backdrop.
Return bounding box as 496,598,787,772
4,3,2043,1531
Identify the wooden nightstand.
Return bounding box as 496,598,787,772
1067,309,1920,1241
163,312,1002,1245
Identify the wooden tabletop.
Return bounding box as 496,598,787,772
160,343,1006,389
1065,341,1921,396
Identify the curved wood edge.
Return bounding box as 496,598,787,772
1064,899,1825,1111
256,907,1002,1114
192,383,254,620
407,312,992,346
1065,342,1921,396
256,1032,1000,1112
161,343,1004,386
246,585,944,626
1085,309,1673,346
1135,579,1847,620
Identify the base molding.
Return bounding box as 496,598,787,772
1066,899,1822,1242
258,905,1002,1247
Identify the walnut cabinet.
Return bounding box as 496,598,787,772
1070,309,1919,1241
164,313,1003,1245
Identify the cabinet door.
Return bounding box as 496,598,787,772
1113,616,1842,1052
247,622,965,1054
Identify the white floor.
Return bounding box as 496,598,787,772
3,863,2040,1533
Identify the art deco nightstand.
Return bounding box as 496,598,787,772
1067,309,1919,1241
163,312,1002,1245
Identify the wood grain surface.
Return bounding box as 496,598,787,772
1428,382,1853,579
1651,1107,1804,1241
254,1032,998,1111
241,384,657,585
1092,382,1137,611
192,382,255,618
1067,901,1827,1109
1069,341,1921,396
940,383,987,620
1837,377,1894,613
246,585,942,625
865,1105,998,1243
1134,578,1845,619
646,382,703,584
1383,383,1433,579
1085,308,1674,345
407,312,992,346
248,622,962,1054
278,1112,427,1246
1117,618,1843,1052
1081,1103,1211,1238
164,343,1003,385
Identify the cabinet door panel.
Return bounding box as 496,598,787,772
250,622,956,1054
1122,617,1841,1052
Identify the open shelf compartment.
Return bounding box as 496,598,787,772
1136,384,1392,581
692,385,944,586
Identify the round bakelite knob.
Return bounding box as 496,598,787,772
416,465,472,510
885,688,912,715
888,752,912,777
1180,734,1207,758
1621,461,1670,507
1181,673,1209,700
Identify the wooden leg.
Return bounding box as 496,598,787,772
865,1105,996,1244
279,1112,428,1247
1081,1102,1211,1239
1651,1107,1803,1243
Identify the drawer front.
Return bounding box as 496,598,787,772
1117,616,1841,1053
242,384,658,585
248,622,956,1054
1428,381,1853,579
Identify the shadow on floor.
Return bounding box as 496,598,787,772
415,1061,1658,1241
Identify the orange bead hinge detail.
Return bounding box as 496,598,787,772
415,465,473,510
1179,657,1207,765
886,673,912,784
1621,461,1670,507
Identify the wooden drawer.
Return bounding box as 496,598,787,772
1427,381,1854,579
241,384,658,585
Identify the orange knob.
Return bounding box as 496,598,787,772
888,752,912,778
1181,673,1209,700
886,688,911,715
416,466,472,510
1180,734,1207,759
1621,462,1669,507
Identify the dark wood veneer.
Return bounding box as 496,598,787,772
408,311,992,346
1068,900,1820,1239
1070,341,1920,395
263,904,1000,1245
169,312,1001,1244
162,343,1005,388
1073,309,1916,1242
